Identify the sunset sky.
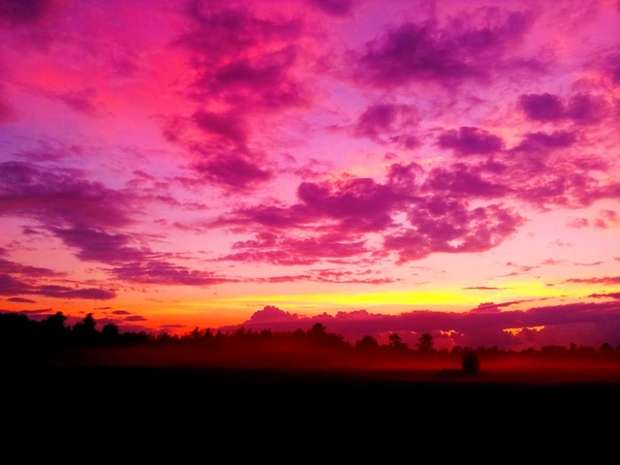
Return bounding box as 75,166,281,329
1,0,619,350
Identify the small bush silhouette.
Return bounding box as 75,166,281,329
461,351,480,375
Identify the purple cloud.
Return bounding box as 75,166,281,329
297,177,407,232
192,154,272,190
354,103,419,148
218,164,523,264
176,4,300,62
438,127,503,156
223,232,368,266
353,9,533,88
0,0,53,24
519,92,564,121
0,257,64,277
519,92,606,124
51,227,148,264
193,110,248,145
0,273,115,300
112,261,231,286
0,161,133,228
7,296,36,303
425,164,510,198
54,87,102,116
176,4,304,111
385,198,523,263
511,130,576,152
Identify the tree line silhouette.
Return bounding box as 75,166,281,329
1,310,619,374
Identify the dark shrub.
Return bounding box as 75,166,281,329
461,351,480,375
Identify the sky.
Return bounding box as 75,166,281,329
1,0,619,351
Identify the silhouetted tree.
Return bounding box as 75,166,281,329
387,333,407,350
355,335,379,352
415,332,435,352
72,313,98,344
100,323,120,343
309,323,327,338
461,351,480,375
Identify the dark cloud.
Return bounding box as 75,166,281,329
204,46,304,106
222,232,368,265
565,93,606,124
353,9,533,88
15,139,84,162
255,268,399,284
47,226,230,288
511,130,576,152
437,127,503,156
111,309,130,315
0,0,52,24
606,53,620,84
516,170,602,209
7,296,36,303
193,110,248,145
0,161,133,228
38,285,115,300
297,177,408,232
218,165,523,264
177,4,305,111
425,164,510,198
0,273,115,300
176,3,301,61
519,92,564,121
112,261,230,286
305,0,355,16
54,87,102,116
566,276,620,285
354,102,419,148
385,199,524,263
0,257,63,277
51,227,148,264
519,92,606,124
589,292,620,300
192,154,272,190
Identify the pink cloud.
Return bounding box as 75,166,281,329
305,0,356,16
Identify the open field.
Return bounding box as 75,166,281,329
2,357,618,446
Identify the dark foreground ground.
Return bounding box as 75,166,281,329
4,363,618,412
2,363,618,454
